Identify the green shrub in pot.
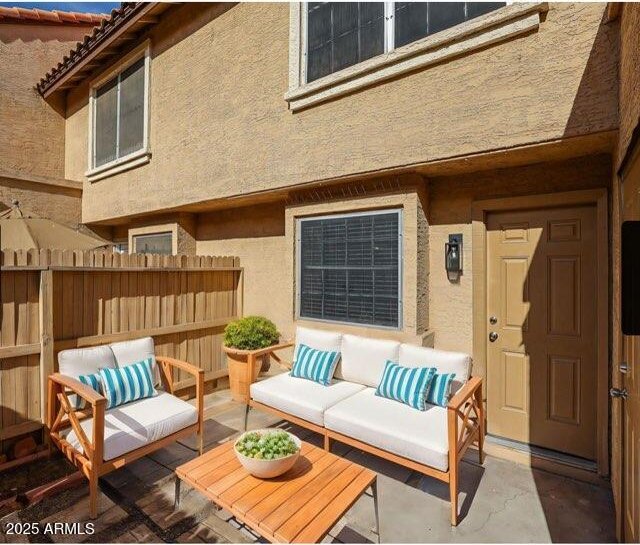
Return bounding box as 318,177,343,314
223,316,280,350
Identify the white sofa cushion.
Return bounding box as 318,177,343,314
58,344,117,378
250,373,365,426
324,388,450,471
60,391,197,461
337,334,400,387
295,326,343,356
398,344,471,394
110,337,160,387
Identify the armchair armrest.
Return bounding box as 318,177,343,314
48,373,106,407
156,356,204,378
447,376,482,411
155,356,205,454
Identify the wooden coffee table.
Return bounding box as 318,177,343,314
175,439,379,543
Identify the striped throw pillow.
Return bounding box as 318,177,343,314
290,344,340,386
73,372,102,410
99,358,157,409
426,373,457,407
375,361,436,411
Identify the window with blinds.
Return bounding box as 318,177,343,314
93,56,146,169
305,2,506,83
297,210,402,328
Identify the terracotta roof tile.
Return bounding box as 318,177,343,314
0,5,108,25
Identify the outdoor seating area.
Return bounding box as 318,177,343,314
0,386,616,543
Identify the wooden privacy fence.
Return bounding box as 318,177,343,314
0,249,242,451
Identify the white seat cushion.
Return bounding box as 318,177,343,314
58,344,117,378
60,392,197,461
324,388,450,471
398,344,471,394
337,334,400,387
110,336,160,387
250,372,365,426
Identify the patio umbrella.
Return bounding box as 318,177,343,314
0,201,112,251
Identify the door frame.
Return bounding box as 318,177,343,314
471,188,609,476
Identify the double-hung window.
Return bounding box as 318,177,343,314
297,210,402,328
89,45,150,174
306,2,506,83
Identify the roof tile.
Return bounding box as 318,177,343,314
0,5,108,25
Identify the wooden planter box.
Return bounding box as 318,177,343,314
223,342,293,403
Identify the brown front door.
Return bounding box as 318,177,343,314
486,205,598,460
621,150,640,542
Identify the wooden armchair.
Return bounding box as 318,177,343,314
48,339,204,519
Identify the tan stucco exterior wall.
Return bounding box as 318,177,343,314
193,155,610,355
617,3,640,168
0,23,89,225
196,188,431,346
0,23,91,179
64,2,618,224
428,154,611,355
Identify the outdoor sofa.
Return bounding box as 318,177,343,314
247,326,484,526
47,337,204,518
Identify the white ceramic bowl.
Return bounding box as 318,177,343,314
234,429,301,479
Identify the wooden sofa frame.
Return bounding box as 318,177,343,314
47,356,204,519
246,355,484,527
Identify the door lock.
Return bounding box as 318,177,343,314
610,387,629,399
489,332,498,342
489,316,498,325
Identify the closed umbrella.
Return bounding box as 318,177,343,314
0,201,112,251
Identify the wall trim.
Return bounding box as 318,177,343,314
471,188,609,477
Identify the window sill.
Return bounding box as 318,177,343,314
86,149,151,182
285,2,548,112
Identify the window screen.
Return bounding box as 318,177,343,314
307,2,385,83
94,57,146,168
133,232,173,255
394,2,506,48
298,210,401,328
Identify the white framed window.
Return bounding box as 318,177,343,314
132,232,173,255
304,2,505,83
286,1,546,111
87,41,151,180
296,209,403,329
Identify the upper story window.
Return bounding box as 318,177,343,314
88,42,150,179
305,2,506,83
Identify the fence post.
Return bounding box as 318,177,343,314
39,269,54,434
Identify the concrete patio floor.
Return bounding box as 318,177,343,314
1,390,616,544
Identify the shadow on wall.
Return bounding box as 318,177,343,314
196,202,285,241
562,7,619,140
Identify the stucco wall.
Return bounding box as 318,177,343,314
0,23,91,179
428,154,611,355
64,2,618,224
618,3,640,168
0,175,81,226
193,155,609,355
196,189,431,346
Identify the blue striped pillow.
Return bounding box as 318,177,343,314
375,361,436,411
426,373,457,407
99,358,157,409
290,344,340,386
73,372,102,410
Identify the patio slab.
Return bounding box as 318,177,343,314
0,397,615,543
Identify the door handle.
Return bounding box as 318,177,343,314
610,387,628,399
489,332,498,342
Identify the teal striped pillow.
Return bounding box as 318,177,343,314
290,344,340,386
426,373,457,407
73,372,102,410
375,361,436,411
99,358,157,409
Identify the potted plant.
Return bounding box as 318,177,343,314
223,316,280,402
